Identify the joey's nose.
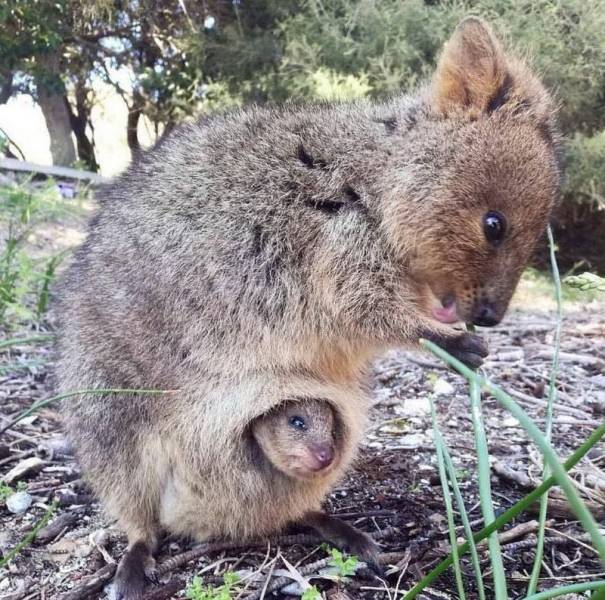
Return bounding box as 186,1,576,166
472,302,500,327
312,444,334,469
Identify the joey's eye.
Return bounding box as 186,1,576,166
483,211,507,246
289,416,307,430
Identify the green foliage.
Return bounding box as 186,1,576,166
35,250,66,319
454,0,605,135
277,0,448,100
564,272,605,292
0,482,15,502
277,0,605,133
0,480,27,501
328,548,359,578
185,572,241,600
565,132,605,208
301,586,322,600
0,181,71,327
523,267,603,303
0,1,67,79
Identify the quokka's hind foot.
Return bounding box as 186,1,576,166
302,511,383,576
110,541,158,600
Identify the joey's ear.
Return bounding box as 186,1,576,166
431,17,507,116
431,17,554,122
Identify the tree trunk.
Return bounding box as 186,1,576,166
36,54,76,167
38,87,77,167
126,90,144,156
0,69,13,105
65,81,99,172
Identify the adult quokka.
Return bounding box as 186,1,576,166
56,16,561,600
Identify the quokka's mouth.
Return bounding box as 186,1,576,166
428,290,460,324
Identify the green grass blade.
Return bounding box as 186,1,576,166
421,339,605,563
0,387,178,435
440,438,486,600
524,580,605,600
527,225,563,595
36,252,66,319
429,397,466,600
0,501,58,568
469,376,508,599
402,422,605,599
0,334,54,350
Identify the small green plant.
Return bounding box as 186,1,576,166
185,576,206,600
185,571,241,600
0,482,14,502
0,481,27,502
328,548,358,578
564,271,605,292
301,586,322,600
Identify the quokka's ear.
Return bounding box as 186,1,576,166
431,17,517,116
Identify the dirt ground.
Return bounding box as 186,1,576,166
1,298,604,599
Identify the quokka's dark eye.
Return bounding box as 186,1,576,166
483,211,507,246
289,416,307,430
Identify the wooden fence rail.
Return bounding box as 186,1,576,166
0,158,110,185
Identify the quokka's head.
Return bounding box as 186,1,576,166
381,17,562,327
251,399,340,481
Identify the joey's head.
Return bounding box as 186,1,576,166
382,17,562,327
251,399,339,481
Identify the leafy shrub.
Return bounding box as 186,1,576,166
0,181,73,327
565,132,605,209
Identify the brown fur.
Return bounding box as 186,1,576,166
55,17,561,599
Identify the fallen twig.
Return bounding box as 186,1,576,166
57,563,116,600
245,555,334,600
532,349,605,370
142,580,185,600
155,534,322,576
507,388,592,419
526,496,605,521
492,460,534,489
35,510,80,545
498,519,552,545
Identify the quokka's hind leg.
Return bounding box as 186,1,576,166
110,532,159,600
302,511,383,575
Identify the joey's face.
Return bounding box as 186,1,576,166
401,120,561,328
251,400,339,481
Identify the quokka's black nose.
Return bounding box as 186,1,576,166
472,303,500,327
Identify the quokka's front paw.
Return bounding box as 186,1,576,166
437,332,488,370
